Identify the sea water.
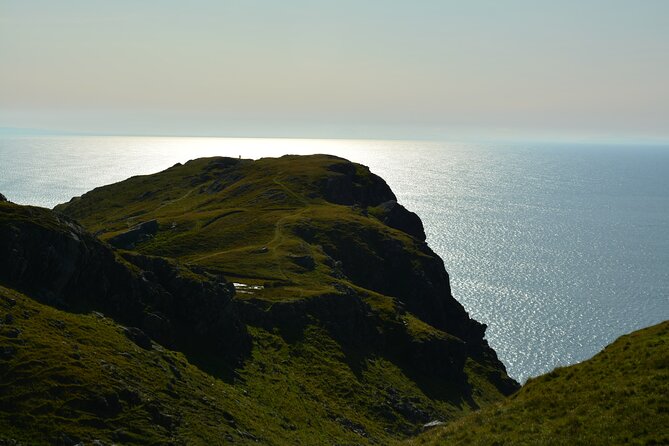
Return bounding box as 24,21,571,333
1,135,667,382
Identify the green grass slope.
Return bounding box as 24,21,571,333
2,280,505,446
55,155,404,293
0,155,518,444
0,284,245,445
408,321,669,446
1,283,431,445
53,155,511,347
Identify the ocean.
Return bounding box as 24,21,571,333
1,135,667,382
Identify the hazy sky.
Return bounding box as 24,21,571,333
1,1,668,140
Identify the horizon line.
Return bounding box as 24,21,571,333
1,126,669,146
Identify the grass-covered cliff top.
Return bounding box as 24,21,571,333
1,155,517,444
0,154,665,444
55,155,409,300
53,155,495,351
408,320,669,446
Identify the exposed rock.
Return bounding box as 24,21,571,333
192,158,245,193
385,387,430,423
222,411,236,426
0,208,146,317
142,312,174,346
168,363,182,379
146,402,178,429
0,203,250,361
107,219,159,249
1,155,519,442
236,287,472,388
423,420,445,429
0,296,16,307
123,327,152,350
293,218,475,341
203,157,242,171
237,291,381,349
0,193,6,202
288,254,316,270
235,429,259,442
377,200,426,241
47,319,66,330
321,157,396,207
399,334,467,377
334,416,369,437
121,252,249,358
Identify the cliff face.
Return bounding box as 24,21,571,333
0,202,248,359
0,155,517,445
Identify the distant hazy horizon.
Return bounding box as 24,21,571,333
1,126,668,147
1,1,668,141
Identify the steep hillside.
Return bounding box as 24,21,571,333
0,200,248,361
409,321,669,446
0,155,517,444
0,284,255,445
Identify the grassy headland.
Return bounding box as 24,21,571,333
3,154,663,445
1,155,517,444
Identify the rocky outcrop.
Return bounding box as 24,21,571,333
0,203,249,359
48,154,518,398
236,290,469,383
0,193,7,202
0,155,524,444
321,157,397,207
293,218,475,342
318,160,427,241
108,220,159,249
121,251,247,355
376,200,426,241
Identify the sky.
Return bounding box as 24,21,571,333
1,0,668,141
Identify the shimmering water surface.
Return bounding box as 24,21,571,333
1,136,668,382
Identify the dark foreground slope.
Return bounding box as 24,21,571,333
0,284,254,444
409,321,669,446
0,155,516,445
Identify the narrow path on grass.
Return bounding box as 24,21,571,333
191,176,313,287
153,186,199,212
127,186,200,226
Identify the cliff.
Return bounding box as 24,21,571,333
0,155,517,445
0,202,248,358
